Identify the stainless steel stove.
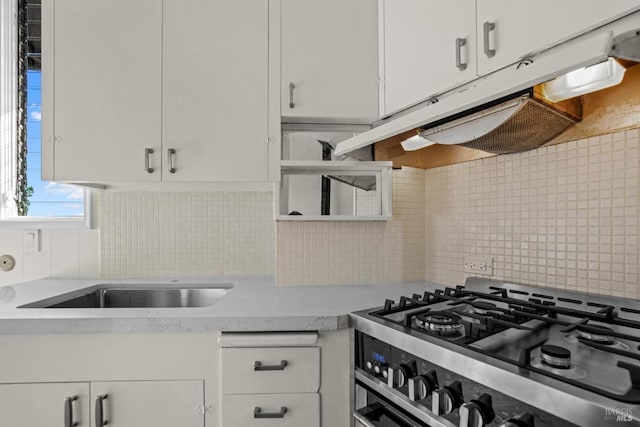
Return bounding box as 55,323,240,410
351,277,640,427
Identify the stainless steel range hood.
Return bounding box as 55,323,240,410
334,14,640,157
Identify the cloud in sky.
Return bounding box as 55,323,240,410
44,183,84,200
30,109,41,121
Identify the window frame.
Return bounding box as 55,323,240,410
0,189,94,229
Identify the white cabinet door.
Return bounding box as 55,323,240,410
281,0,379,123
90,380,204,427
163,0,269,182
383,0,476,115
0,383,90,427
477,0,640,76
51,0,162,182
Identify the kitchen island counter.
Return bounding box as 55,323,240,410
0,276,438,333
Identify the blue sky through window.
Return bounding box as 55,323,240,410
26,70,84,217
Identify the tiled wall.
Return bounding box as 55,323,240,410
424,130,640,298
0,228,99,286
276,167,425,286
100,192,275,278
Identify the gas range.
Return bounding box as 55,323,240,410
351,278,640,427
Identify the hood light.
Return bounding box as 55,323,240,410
541,58,626,102
401,134,437,151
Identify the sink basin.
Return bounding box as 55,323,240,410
20,284,233,309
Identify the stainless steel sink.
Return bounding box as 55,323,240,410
20,284,233,308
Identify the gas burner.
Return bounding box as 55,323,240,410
575,325,615,345
564,325,631,351
472,301,498,315
415,312,463,336
540,345,572,369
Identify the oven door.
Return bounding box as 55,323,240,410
355,382,428,427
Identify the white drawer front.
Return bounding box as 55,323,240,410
221,346,319,394
221,393,319,427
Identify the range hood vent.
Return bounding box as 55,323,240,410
333,19,640,158
419,93,579,154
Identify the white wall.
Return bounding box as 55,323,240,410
0,228,99,286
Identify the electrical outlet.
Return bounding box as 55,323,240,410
464,256,493,275
0,255,16,272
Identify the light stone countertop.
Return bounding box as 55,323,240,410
0,276,441,334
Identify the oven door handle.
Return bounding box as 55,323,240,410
353,411,377,427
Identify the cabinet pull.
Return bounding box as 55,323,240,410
95,394,109,426
288,82,295,108
455,38,467,71
254,360,288,371
64,396,79,427
253,406,288,419
168,148,176,174
483,21,496,58
145,148,154,173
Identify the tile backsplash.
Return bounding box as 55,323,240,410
101,192,275,278
424,130,640,298
276,167,425,286
4,129,639,299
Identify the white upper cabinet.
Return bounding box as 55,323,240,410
50,0,162,182
163,0,269,182
280,0,379,123
44,0,273,185
383,0,476,116
476,0,640,76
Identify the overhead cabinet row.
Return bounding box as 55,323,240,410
42,0,640,185
383,0,640,115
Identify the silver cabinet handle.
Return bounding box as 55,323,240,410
254,360,288,371
483,21,496,58
145,148,154,173
288,82,295,108
64,396,78,427
95,394,108,426
455,38,467,71
253,407,287,419
167,148,176,174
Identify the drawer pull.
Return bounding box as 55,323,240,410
254,360,288,371
253,406,288,419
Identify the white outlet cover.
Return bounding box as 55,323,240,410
463,255,494,275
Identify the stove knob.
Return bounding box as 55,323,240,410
387,362,415,389
499,413,535,427
408,369,438,401
365,361,373,371
432,381,463,416
459,394,495,427
374,365,380,374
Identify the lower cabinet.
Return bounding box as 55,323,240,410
218,329,351,427
0,380,204,427
221,393,319,427
0,383,90,427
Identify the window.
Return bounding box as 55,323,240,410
0,0,89,226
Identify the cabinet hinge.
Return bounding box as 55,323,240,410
265,136,273,145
